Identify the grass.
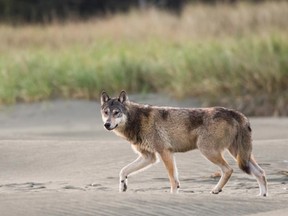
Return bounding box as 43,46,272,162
0,1,288,115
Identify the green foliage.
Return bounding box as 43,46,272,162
0,35,287,115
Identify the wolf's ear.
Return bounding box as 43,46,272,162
118,90,128,103
101,91,110,105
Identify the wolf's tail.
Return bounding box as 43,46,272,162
233,122,252,175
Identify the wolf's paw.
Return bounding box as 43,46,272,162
211,188,222,194
258,192,267,197
119,179,128,192
170,183,180,194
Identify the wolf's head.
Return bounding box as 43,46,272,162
100,90,128,131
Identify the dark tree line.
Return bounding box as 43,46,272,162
0,0,266,23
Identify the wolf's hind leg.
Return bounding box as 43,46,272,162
119,153,156,192
200,149,233,194
249,155,268,196
159,149,180,193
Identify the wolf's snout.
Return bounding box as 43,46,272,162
104,122,118,130
104,122,111,129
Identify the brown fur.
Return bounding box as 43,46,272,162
100,91,268,196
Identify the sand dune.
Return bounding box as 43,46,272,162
0,96,287,215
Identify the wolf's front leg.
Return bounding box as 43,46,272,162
119,153,156,192
159,149,180,193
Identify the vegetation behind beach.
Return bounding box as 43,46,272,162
0,1,287,115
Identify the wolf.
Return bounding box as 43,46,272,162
100,90,268,196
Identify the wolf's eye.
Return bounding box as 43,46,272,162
114,111,119,116
104,110,109,115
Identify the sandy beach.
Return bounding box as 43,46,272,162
0,95,287,216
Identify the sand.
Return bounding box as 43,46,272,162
0,95,287,216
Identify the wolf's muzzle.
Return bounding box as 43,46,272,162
104,122,118,130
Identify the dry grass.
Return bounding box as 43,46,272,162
1,1,288,51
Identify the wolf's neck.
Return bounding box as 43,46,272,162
122,103,152,145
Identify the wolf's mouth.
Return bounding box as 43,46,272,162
105,124,118,131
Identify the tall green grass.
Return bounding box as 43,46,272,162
0,2,288,115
